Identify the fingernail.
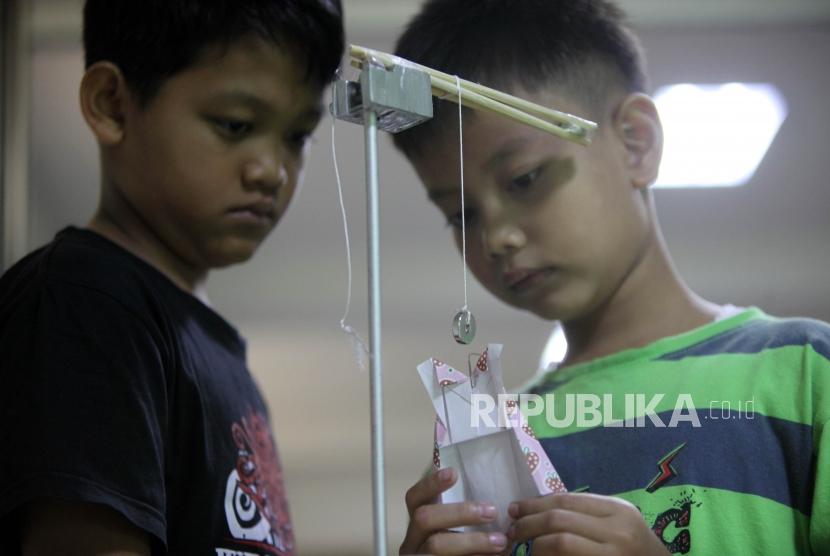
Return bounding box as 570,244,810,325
508,502,519,517
479,504,496,520
489,533,507,549
438,468,453,482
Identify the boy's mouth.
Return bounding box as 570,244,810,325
503,267,555,293
227,200,277,223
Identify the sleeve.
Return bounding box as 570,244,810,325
808,333,830,555
0,279,170,547
811,418,830,555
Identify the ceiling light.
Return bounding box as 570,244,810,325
654,82,787,188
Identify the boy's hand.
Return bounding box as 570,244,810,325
399,468,509,555
507,493,670,555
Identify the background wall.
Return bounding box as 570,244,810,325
18,0,830,553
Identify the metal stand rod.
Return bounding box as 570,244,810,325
1,0,31,271
364,107,387,556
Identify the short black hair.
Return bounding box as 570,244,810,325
83,0,344,105
393,0,647,157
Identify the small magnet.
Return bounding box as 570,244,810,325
452,309,476,344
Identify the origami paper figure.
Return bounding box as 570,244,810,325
417,344,567,534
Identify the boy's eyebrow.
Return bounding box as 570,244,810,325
209,90,272,110
209,90,323,120
427,136,551,202
483,137,533,170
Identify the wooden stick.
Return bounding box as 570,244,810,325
349,45,597,144
351,46,593,130
429,74,592,145
350,59,591,145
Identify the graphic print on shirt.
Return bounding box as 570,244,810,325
645,442,687,493
645,489,703,555
218,409,294,556
641,445,698,555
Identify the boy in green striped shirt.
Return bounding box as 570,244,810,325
392,1,829,555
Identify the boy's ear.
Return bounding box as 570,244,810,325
612,92,663,189
79,62,132,145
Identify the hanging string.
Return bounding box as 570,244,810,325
331,117,370,371
455,75,469,312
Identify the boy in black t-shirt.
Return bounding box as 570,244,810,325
0,1,343,554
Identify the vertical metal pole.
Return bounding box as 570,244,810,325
1,0,31,271
364,107,387,555
0,0,6,268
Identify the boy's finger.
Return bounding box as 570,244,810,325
420,531,508,556
507,508,605,544
401,501,500,554
411,501,499,533
530,532,606,556
406,468,458,516
509,493,622,520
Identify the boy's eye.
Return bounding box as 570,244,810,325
446,209,476,229
508,167,541,192
213,118,253,139
287,130,314,150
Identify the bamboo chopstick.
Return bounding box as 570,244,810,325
349,45,597,145
428,73,592,145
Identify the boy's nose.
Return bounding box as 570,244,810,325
241,155,288,194
481,222,526,259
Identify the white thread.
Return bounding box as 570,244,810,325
455,75,469,312
331,118,369,372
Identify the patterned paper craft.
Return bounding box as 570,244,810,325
417,344,567,534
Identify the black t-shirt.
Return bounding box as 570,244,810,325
0,227,295,555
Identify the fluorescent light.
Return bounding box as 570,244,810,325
654,83,787,188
